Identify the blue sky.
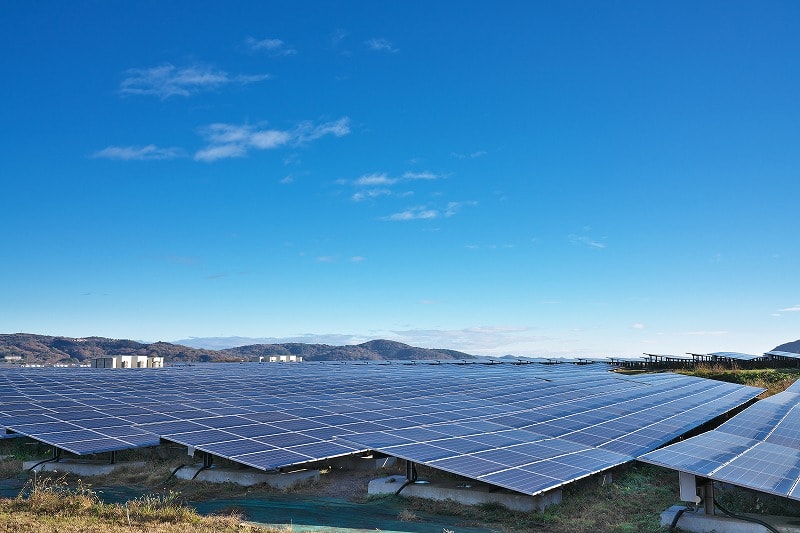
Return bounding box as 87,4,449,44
2,1,799,357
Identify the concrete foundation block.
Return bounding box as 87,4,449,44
174,465,319,489
368,475,560,512
661,504,800,533
23,460,147,476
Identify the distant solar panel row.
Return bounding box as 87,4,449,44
708,352,764,361
641,379,800,500
0,362,761,497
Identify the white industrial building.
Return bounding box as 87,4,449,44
91,355,164,368
259,355,303,363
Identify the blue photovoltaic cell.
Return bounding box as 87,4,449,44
232,448,310,470
137,420,207,435
432,455,507,478
436,438,492,455
382,442,455,462
200,439,272,457
766,407,800,449
713,442,800,495
287,441,359,458
481,469,561,495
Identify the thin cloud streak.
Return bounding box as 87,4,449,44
120,64,269,99
382,201,476,221
569,234,607,249
382,206,439,221
365,38,398,53
245,37,297,56
92,145,182,160
195,117,350,162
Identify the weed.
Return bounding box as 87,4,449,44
397,508,419,521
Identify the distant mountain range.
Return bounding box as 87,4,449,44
0,333,477,365
2,333,795,366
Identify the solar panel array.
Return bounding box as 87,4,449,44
708,352,764,361
641,379,800,500
341,371,761,496
766,351,800,360
0,363,761,497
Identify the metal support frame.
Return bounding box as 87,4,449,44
703,479,714,515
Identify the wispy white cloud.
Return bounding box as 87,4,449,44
779,305,800,312
355,173,397,186
465,243,515,250
451,150,487,159
195,117,350,162
403,171,441,180
382,206,439,221
91,144,182,161
195,143,248,162
294,118,351,143
314,255,365,264
120,64,269,99
352,189,392,202
331,29,348,45
382,200,476,221
245,37,297,56
365,38,398,53
569,233,607,249
631,323,645,330
348,170,444,200
443,201,476,217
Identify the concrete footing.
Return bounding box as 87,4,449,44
22,459,319,490
368,475,560,512
661,505,800,533
23,459,147,476
174,465,320,489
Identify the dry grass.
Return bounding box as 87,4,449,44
396,508,419,521
0,474,282,533
679,365,800,398
401,463,680,533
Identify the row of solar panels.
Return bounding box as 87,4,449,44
0,363,763,497
640,351,800,362
641,379,800,500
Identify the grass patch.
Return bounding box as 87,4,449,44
399,463,681,532
677,365,800,397
0,473,280,532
